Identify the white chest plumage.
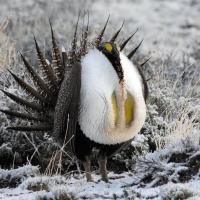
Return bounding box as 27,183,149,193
78,48,146,144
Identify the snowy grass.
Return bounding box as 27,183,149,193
0,19,16,72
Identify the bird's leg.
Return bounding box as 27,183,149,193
83,156,93,182
98,157,108,182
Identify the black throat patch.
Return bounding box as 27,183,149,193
98,42,124,82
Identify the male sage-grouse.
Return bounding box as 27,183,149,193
1,16,148,182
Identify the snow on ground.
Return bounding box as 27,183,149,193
0,165,200,199
0,132,200,199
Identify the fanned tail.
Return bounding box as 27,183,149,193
1,22,66,133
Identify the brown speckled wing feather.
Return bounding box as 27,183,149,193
53,62,81,154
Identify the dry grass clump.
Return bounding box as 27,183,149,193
165,107,197,143
144,51,200,151
0,18,16,71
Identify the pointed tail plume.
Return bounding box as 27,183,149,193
127,39,143,59
8,70,49,104
34,36,57,92
120,28,138,51
70,13,80,63
49,19,64,83
110,20,124,43
95,15,110,47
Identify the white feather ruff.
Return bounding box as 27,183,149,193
78,48,146,144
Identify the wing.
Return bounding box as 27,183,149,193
53,62,81,154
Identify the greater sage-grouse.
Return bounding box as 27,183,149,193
1,16,148,182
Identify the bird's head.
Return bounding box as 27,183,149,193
97,42,124,81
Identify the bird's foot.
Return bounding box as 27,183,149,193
98,158,110,183
97,177,111,184
86,174,94,182
101,176,109,183
83,157,94,182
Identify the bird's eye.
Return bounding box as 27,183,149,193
104,43,113,52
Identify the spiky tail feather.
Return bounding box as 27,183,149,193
1,22,65,132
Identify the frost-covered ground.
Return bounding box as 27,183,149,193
1,137,200,199
2,172,200,200
0,0,200,199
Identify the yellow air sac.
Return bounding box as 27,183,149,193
125,92,134,126
112,92,119,126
